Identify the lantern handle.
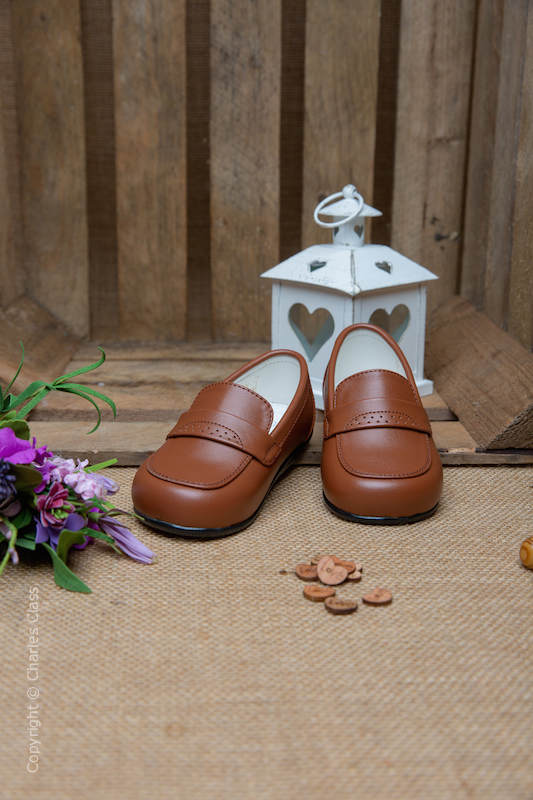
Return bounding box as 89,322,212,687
313,185,364,229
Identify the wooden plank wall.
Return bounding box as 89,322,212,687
461,0,533,351
1,0,532,349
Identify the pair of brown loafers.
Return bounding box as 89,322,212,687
132,324,443,537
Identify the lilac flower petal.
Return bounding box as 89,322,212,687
35,520,49,544
64,513,86,532
99,516,154,564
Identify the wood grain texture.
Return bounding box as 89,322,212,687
0,2,23,306
426,297,533,449
210,0,281,341
80,0,119,340
460,0,505,310
507,4,533,350
392,0,476,312
0,295,80,387
185,0,212,341
279,0,306,261
480,0,529,330
11,0,89,334
302,0,381,247
371,0,402,246
113,0,187,340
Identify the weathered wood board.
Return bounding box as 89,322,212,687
11,0,89,335
427,297,533,449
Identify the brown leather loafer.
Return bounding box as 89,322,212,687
132,350,315,538
321,324,442,524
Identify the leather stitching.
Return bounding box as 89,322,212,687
172,420,242,446
344,410,425,430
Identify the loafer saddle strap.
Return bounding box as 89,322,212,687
167,408,282,466
324,397,432,439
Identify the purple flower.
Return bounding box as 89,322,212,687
34,455,119,500
0,459,17,508
35,511,86,551
64,464,118,500
36,482,73,530
98,516,154,564
0,427,36,464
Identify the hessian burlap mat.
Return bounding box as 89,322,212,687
2,465,532,799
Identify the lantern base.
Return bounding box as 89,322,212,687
311,376,434,411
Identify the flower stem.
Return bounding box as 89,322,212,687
0,519,18,577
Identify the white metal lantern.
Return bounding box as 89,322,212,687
261,184,438,410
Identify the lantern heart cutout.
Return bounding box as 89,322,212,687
369,304,410,342
288,303,335,361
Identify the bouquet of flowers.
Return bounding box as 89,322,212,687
0,346,154,593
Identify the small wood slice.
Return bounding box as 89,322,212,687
324,597,358,615
310,553,334,565
362,588,393,606
316,556,348,586
303,585,336,602
332,558,356,573
295,563,318,581
346,570,362,582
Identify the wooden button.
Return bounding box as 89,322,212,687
362,588,393,606
310,553,332,565
303,585,336,602
332,558,356,573
295,563,318,581
347,570,362,582
316,556,348,586
324,597,358,615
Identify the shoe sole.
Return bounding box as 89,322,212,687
134,438,310,540
323,493,439,526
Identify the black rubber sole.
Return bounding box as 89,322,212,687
134,439,308,540
323,493,439,526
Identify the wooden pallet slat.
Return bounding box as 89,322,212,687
113,0,187,341
210,0,281,341
508,3,533,350
11,0,89,335
391,0,476,312
301,0,381,247
427,297,533,449
0,1,23,308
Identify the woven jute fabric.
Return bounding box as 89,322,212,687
2,466,532,800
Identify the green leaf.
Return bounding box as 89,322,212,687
5,341,25,392
56,387,102,433
85,458,118,473
0,419,30,439
4,379,47,413
12,464,43,490
41,543,92,593
12,506,32,529
57,529,87,563
16,535,36,551
16,386,50,419
54,347,106,384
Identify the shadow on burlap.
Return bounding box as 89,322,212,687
2,466,532,800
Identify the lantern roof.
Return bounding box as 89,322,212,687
261,243,438,297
